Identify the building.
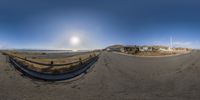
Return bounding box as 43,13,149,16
139,46,153,52
159,47,171,51
120,45,139,54
152,46,171,51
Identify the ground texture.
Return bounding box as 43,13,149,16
1,51,200,100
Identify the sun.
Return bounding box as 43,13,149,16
70,36,80,46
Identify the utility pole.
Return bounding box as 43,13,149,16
170,36,173,50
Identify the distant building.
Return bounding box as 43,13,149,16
106,48,111,51
159,47,171,51
120,46,139,54
152,46,171,51
174,47,189,51
139,46,153,52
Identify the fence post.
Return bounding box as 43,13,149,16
79,57,82,65
89,55,92,58
51,61,54,66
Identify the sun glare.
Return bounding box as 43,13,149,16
70,36,80,46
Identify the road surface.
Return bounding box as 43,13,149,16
1,51,200,100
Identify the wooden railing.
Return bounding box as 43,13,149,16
8,53,98,67
8,53,100,81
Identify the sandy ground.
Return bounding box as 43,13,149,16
5,51,98,64
1,51,200,100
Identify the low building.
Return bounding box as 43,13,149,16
120,45,139,54
159,47,171,51
174,47,189,51
139,46,153,52
152,46,171,51
106,48,111,51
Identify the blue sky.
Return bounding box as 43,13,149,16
0,0,200,49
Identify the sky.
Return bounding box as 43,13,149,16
0,0,200,50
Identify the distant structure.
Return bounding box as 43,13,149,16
139,46,153,52
170,36,173,50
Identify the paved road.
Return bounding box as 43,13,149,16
1,51,200,100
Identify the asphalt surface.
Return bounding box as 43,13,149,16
1,51,200,100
